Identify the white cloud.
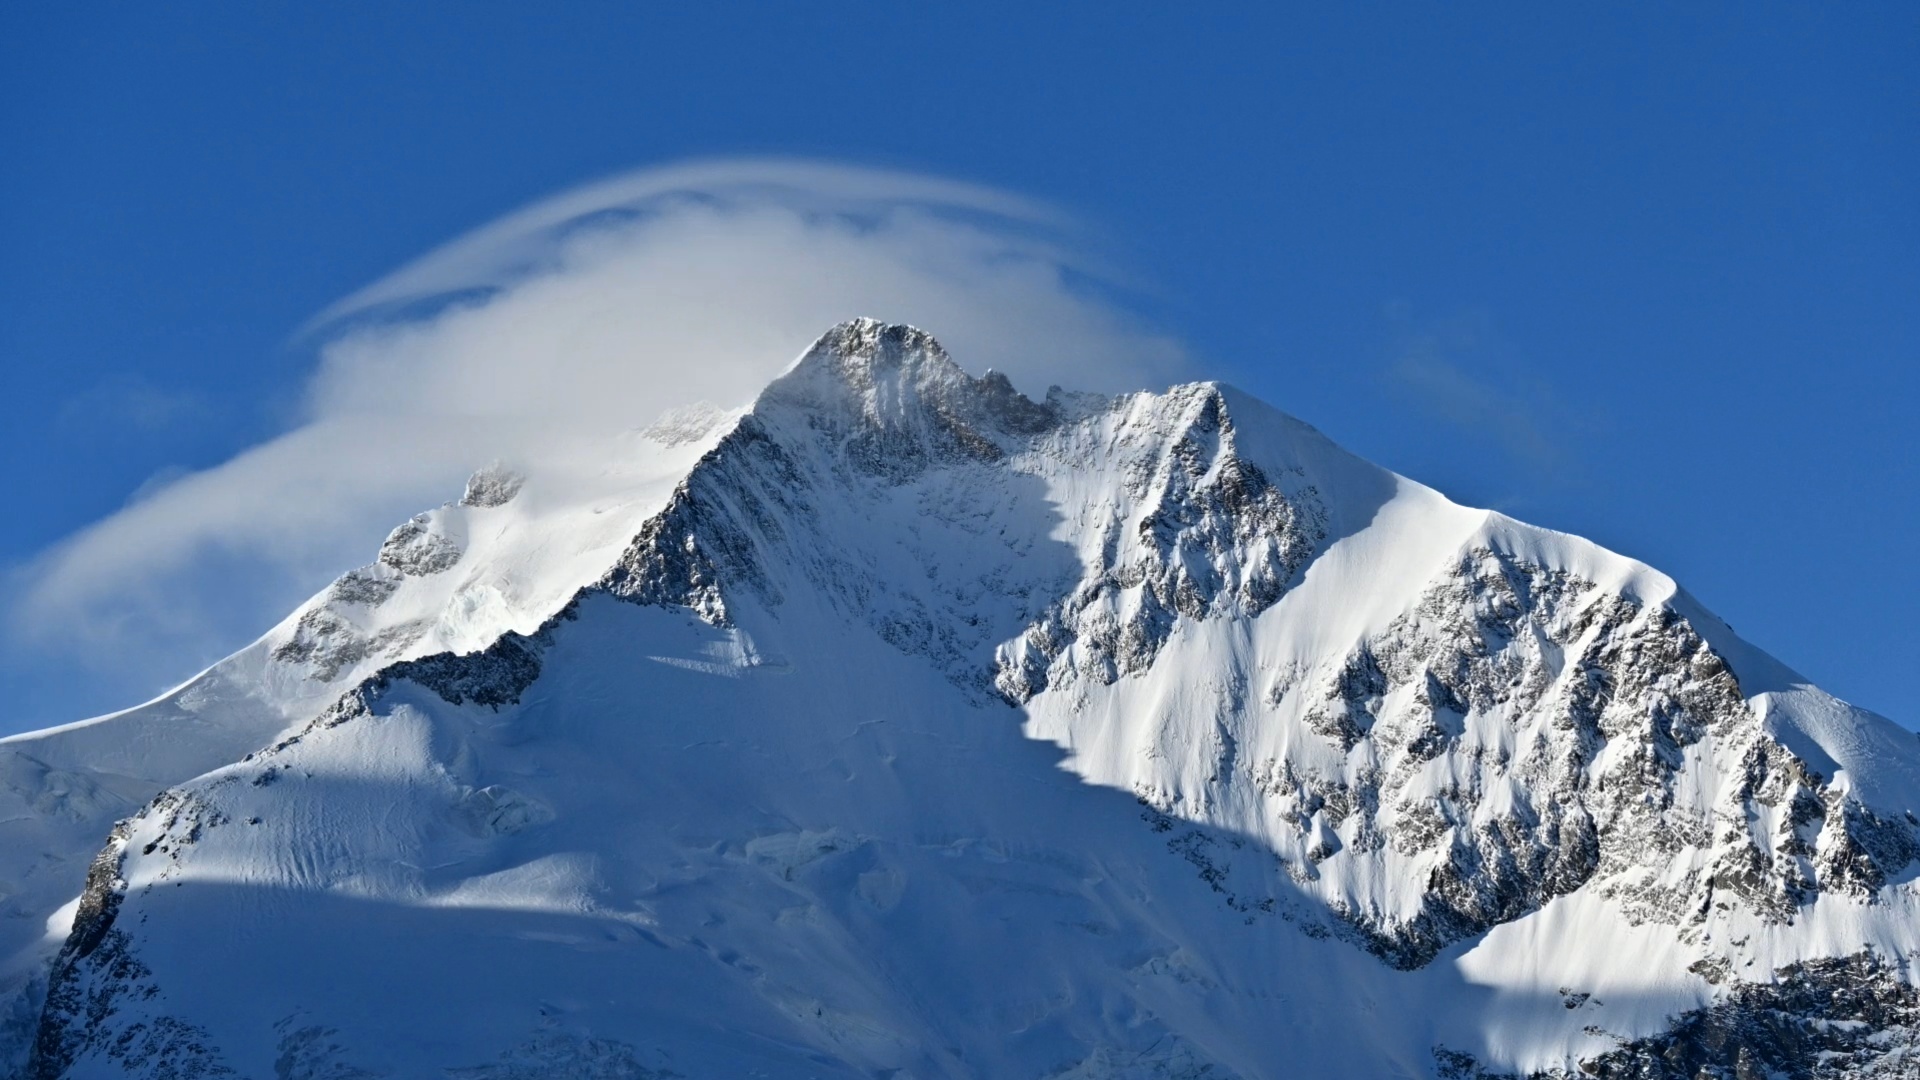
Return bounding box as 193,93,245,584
5,159,1188,710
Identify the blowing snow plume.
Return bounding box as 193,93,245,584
5,159,1186,723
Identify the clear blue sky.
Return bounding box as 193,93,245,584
2,5,1915,730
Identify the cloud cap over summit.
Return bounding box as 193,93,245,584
4,160,1186,725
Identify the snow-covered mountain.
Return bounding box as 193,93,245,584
5,319,1918,1078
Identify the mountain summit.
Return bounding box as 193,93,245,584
5,320,1918,1078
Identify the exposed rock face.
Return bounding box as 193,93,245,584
16,321,1920,1078
459,463,525,509
272,605,426,682
271,610,574,760
379,626,552,709
377,512,464,577
1241,547,1920,968
29,812,235,1080
270,517,463,682
273,492,512,683
995,383,1328,702
598,424,790,627
1436,951,1920,1079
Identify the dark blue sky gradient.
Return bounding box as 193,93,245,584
3,5,1915,726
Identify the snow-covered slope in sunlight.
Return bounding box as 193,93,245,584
0,408,737,1047
12,321,1920,1078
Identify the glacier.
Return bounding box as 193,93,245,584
3,319,1917,1078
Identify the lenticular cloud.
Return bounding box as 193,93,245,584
5,159,1186,714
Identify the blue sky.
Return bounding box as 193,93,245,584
2,5,1915,732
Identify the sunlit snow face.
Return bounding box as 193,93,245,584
5,159,1187,710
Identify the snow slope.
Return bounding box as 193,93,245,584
0,411,736,1049
10,321,1920,1078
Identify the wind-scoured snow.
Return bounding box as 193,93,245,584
5,320,1917,1078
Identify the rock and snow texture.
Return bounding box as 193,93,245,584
4,319,1919,1078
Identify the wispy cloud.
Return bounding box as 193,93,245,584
1384,313,1568,472
5,159,1189,711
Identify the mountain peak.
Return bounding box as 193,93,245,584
766,317,964,407
754,318,1059,474
7,322,1920,1079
